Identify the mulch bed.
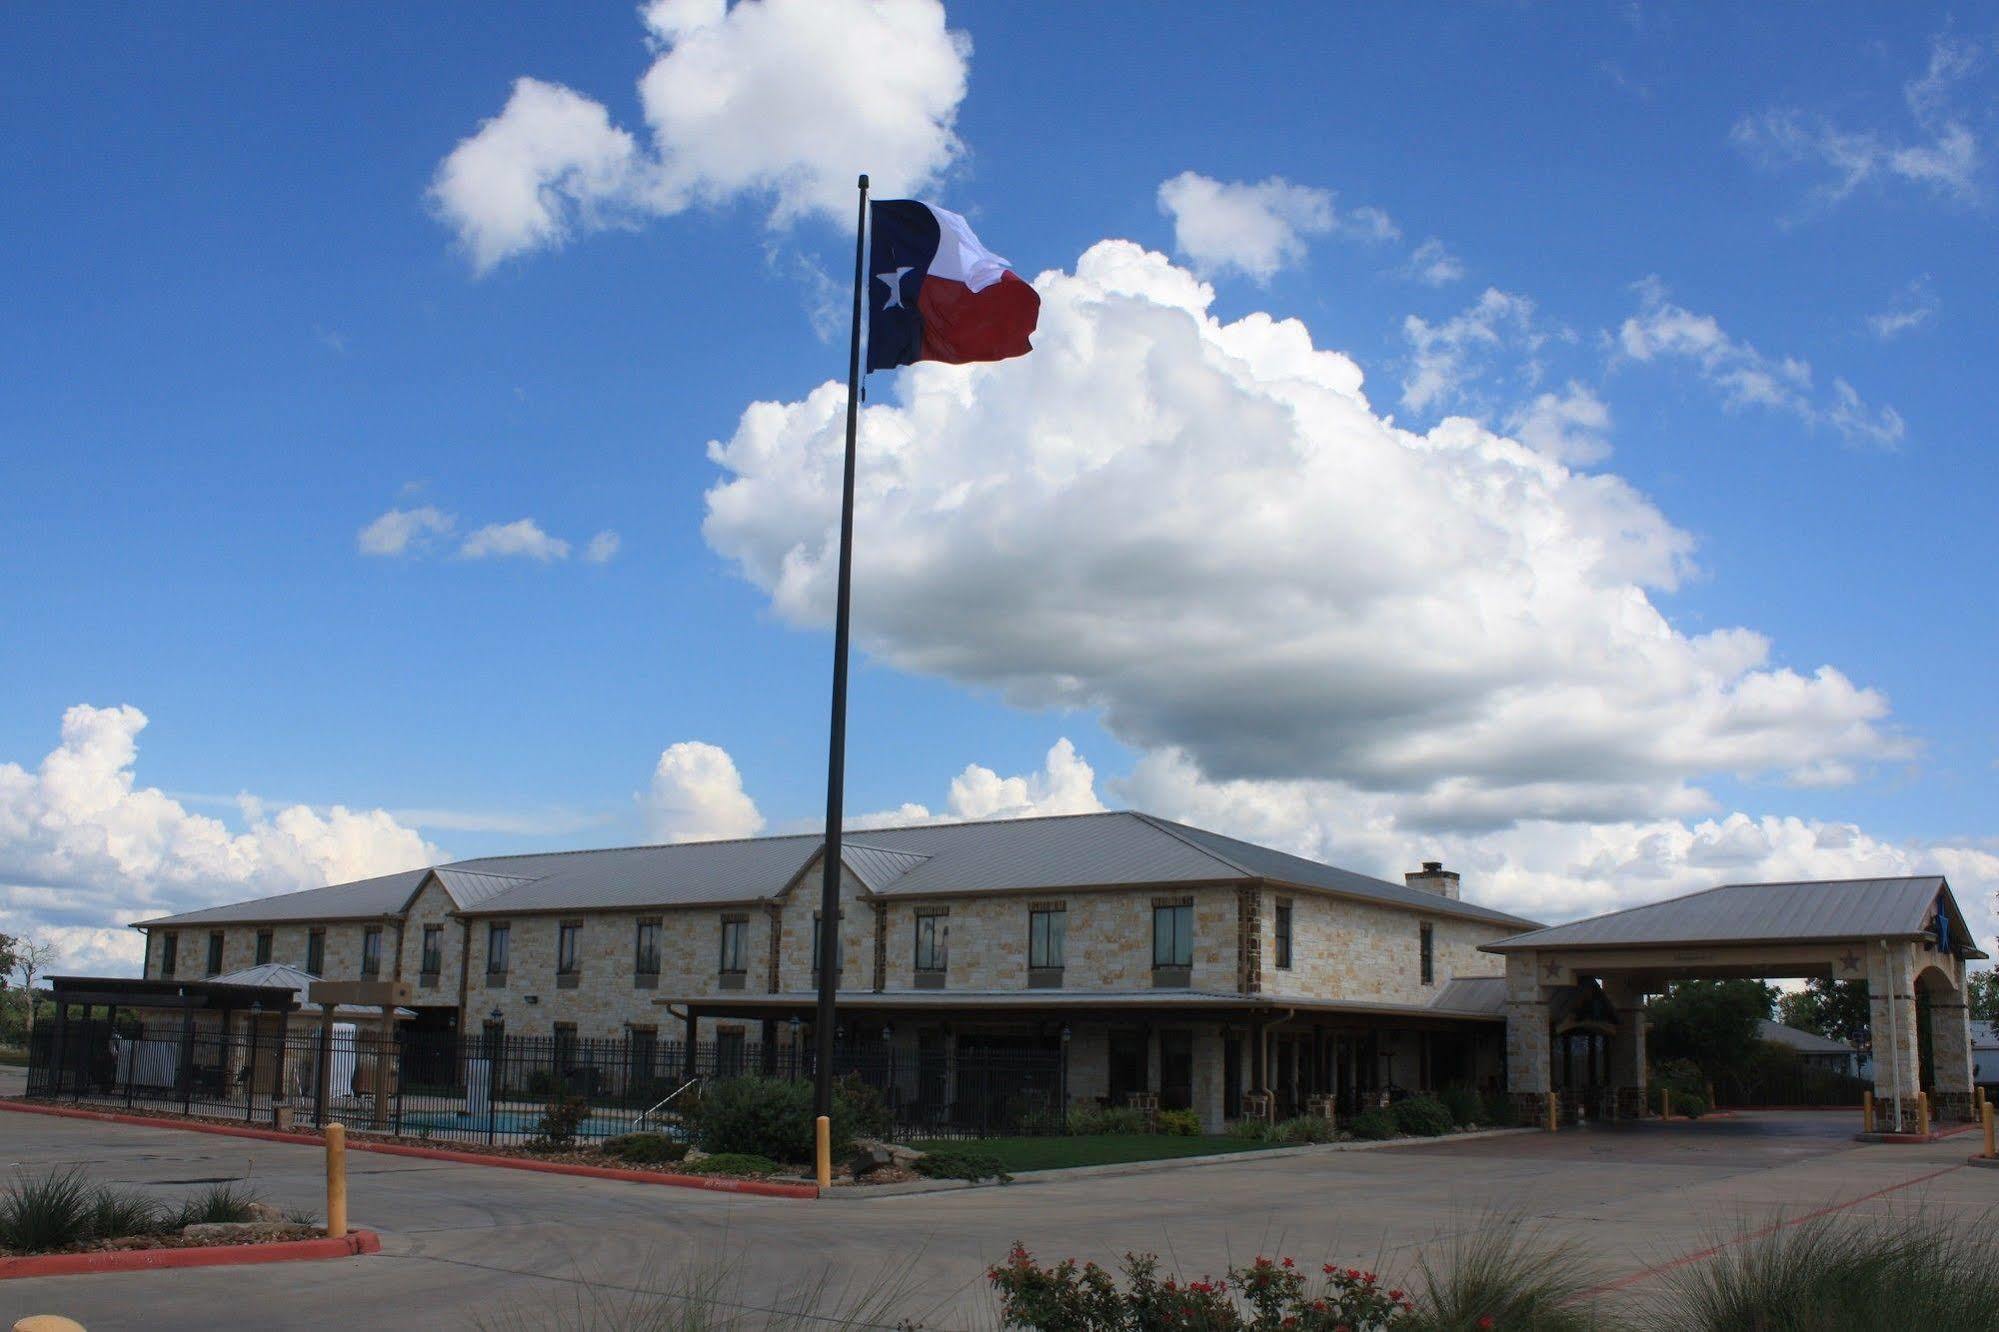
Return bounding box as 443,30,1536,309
3,1224,322,1260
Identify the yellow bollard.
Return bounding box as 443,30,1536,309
1545,1091,1558,1133
325,1122,348,1239
814,1114,831,1190
1918,1092,1931,1138
1862,1090,1875,1133
1660,1087,1671,1120
15,1317,89,1332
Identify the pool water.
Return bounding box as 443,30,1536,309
395,1107,655,1138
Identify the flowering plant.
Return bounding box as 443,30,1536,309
988,1244,1420,1331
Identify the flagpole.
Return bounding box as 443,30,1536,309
815,172,869,1119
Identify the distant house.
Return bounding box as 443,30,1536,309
1972,1021,1999,1084
1759,1019,1860,1076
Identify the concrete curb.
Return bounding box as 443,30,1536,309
1855,1122,1980,1145
824,1127,1543,1199
0,1098,818,1201
0,1229,380,1281
1966,1154,1999,1169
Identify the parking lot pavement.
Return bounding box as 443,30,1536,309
3,1110,1990,1331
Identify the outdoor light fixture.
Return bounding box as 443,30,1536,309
489,1008,502,1024
1060,1024,1071,1043
881,1022,894,1042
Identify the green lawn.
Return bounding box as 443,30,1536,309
913,1133,1264,1172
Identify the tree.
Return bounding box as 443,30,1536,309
1778,977,1872,1048
10,936,59,1042
1967,970,1999,1025
1646,979,1777,1079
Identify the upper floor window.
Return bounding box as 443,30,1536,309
360,926,383,977
1029,907,1066,971
1274,902,1293,970
305,928,325,977
719,918,747,975
487,922,511,976
914,913,948,974
634,919,661,976
160,931,179,978
255,930,273,966
557,922,581,976
420,925,444,975
1152,904,1193,970
1419,922,1435,986
205,931,225,976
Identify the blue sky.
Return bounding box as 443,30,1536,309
3,1,1995,973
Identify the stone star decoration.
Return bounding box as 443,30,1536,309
1838,949,1862,974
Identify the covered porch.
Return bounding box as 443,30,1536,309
656,988,1506,1133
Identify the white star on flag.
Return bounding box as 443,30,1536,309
876,266,913,309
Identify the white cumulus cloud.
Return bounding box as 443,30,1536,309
1505,381,1612,465
459,518,572,562
1157,172,1395,281
1404,237,1465,286
1400,288,1544,414
432,0,971,272
640,740,767,842
850,738,1107,828
1618,278,1904,447
702,239,1907,831
0,706,441,974
358,505,455,557
584,530,623,564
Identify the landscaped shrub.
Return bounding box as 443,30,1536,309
1439,1084,1484,1127
1410,1213,1603,1332
913,1148,1012,1183
1652,1059,1711,1118
1069,1104,1152,1136
1348,1107,1400,1140
602,1132,687,1166
532,1090,591,1148
86,1189,164,1240
988,1244,1418,1330
682,1152,780,1176
834,1073,893,1140
1273,1115,1337,1145
689,1076,861,1164
1480,1088,1516,1127
168,1182,261,1228
1391,1095,1454,1137
1228,1117,1277,1143
0,1167,96,1253
1154,1108,1201,1136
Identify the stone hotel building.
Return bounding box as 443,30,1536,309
134,810,1541,1129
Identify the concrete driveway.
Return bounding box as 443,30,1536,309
2,1110,1989,1330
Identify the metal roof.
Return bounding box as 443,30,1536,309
211,963,416,1018
134,811,1539,931
1483,876,1969,953
135,867,432,928
1757,1019,1856,1055
656,986,1509,1022
1430,975,1508,1017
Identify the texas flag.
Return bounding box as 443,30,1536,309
866,200,1040,372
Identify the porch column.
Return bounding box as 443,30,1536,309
1605,978,1648,1119
682,1008,699,1078
1867,944,1924,1134
1505,954,1554,1125
1925,965,1976,1122
1192,1025,1226,1133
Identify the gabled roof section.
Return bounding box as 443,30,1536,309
1484,876,1977,954
134,867,432,928
1430,975,1507,1017
454,833,825,913
1135,815,1540,928
838,843,931,893
1758,1019,1856,1055
431,867,536,910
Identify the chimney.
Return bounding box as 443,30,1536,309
1406,860,1460,900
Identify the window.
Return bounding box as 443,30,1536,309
557,922,581,975
205,931,224,976
255,930,273,966
634,918,661,976
1152,904,1193,969
420,925,443,976
552,1022,577,1073
1274,902,1293,970
719,918,747,974
914,914,947,973
487,922,511,976
160,931,179,978
1029,907,1066,970
1419,922,1435,986
305,928,325,977
360,926,382,977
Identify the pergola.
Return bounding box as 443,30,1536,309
1481,876,1985,1133
37,974,300,1102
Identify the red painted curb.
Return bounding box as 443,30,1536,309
0,1229,379,1281
0,1099,819,1200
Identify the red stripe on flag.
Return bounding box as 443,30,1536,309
916,270,1039,365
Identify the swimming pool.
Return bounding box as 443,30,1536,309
393,1107,660,1139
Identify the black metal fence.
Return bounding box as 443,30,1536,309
25,1022,1064,1144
